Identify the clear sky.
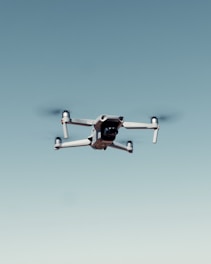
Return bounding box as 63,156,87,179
0,1,211,264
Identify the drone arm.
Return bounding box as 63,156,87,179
123,122,158,129
153,128,159,143
62,123,69,138
55,138,91,149
69,118,94,126
109,141,133,153
61,118,94,139
61,111,94,138
123,121,159,144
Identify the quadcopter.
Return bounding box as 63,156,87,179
54,111,160,153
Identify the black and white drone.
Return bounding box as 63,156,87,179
54,111,160,153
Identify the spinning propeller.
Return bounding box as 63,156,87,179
150,113,179,123
40,107,71,117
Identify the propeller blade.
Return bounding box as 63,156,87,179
38,107,71,117
151,113,181,123
47,108,63,116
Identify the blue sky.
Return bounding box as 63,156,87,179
0,1,211,263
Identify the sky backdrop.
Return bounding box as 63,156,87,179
0,1,211,264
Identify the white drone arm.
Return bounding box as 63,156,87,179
61,110,94,139
70,118,94,126
123,117,160,144
109,141,133,153
61,111,70,138
153,128,159,144
55,138,91,149
123,122,158,129
62,122,69,138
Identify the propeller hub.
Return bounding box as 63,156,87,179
62,110,70,118
151,116,158,124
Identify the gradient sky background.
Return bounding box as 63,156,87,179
0,1,211,264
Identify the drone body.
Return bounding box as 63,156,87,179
54,111,159,153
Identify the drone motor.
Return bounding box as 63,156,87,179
54,137,62,149
61,110,71,138
151,116,158,124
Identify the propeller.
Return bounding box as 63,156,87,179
128,105,182,123
45,108,63,116
151,113,180,123
38,107,71,117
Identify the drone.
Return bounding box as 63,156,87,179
54,111,160,153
